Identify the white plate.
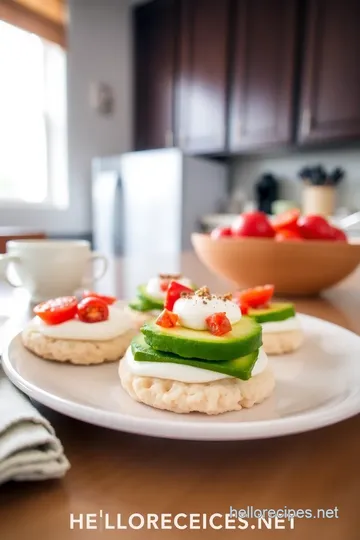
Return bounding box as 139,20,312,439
2,314,360,441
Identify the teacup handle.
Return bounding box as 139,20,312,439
0,254,23,287
83,252,108,286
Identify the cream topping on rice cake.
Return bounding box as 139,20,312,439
25,306,132,341
261,316,301,334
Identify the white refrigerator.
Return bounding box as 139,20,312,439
92,148,228,258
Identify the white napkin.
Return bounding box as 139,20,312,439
0,368,70,485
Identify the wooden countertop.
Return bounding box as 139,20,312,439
1,252,360,540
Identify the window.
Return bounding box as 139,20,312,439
0,20,68,206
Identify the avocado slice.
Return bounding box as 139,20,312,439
128,297,160,312
131,334,259,381
141,316,262,361
247,302,295,323
136,285,164,309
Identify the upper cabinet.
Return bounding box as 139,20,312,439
298,0,360,143
133,0,360,155
229,0,298,151
133,0,177,151
176,0,231,154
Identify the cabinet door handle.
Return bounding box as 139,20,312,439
165,130,174,147
302,109,312,135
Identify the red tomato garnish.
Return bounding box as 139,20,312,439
297,215,334,240
238,301,249,315
231,211,275,238
330,226,347,242
155,309,179,328
159,280,170,292
272,209,300,232
77,297,109,323
34,296,78,325
82,291,117,305
205,312,232,336
275,228,303,241
237,285,275,308
210,226,233,239
165,280,194,311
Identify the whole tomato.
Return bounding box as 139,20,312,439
297,215,334,240
330,226,347,242
210,226,232,239
231,211,275,238
275,228,303,241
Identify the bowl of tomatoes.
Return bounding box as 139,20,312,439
192,210,360,295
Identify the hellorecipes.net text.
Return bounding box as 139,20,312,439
69,506,339,531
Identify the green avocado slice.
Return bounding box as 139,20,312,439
131,334,259,381
136,285,164,309
128,297,160,312
141,316,262,361
247,302,295,323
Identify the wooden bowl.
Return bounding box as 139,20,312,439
191,233,360,295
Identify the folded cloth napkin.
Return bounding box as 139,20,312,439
0,368,70,485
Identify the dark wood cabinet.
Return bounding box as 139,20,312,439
299,0,360,143
176,0,231,154
229,0,298,151
134,0,177,150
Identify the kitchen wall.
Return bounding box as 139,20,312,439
0,0,133,236
231,147,360,214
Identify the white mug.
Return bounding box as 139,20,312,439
0,240,108,303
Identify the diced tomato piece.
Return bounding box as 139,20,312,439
275,228,303,241
237,285,274,308
272,209,300,232
159,280,170,292
165,280,194,311
82,290,117,305
155,309,179,328
34,296,78,325
205,312,232,336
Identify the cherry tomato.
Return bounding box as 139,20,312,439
165,281,194,311
236,285,275,309
297,215,334,240
155,309,179,328
34,296,78,325
205,312,232,336
272,209,300,232
82,290,117,305
330,226,347,242
210,226,233,239
275,228,303,241
77,297,109,323
231,211,275,238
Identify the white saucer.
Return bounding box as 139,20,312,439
2,314,360,441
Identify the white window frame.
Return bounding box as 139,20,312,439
0,22,68,210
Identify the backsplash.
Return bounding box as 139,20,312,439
230,147,360,214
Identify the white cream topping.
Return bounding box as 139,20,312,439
173,296,241,331
261,316,301,334
123,347,268,383
26,306,132,341
146,276,193,300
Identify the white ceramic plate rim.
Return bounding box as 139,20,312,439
2,314,360,441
